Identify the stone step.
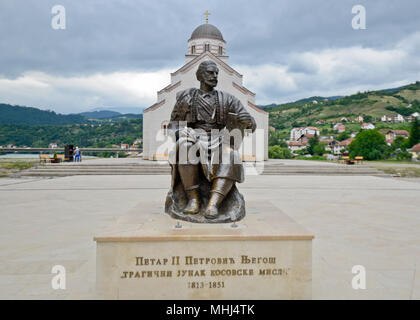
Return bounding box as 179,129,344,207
22,162,387,177
29,167,376,172
22,170,386,177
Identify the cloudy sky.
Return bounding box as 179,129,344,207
0,0,419,113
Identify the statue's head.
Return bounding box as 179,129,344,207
196,61,219,88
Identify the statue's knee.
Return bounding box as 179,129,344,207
178,141,200,164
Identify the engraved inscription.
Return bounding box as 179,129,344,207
120,255,291,289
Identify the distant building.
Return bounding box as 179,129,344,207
394,114,405,123
355,115,364,123
297,134,315,145
133,138,143,145
326,140,342,155
49,143,58,149
340,117,350,123
339,137,354,147
407,112,420,122
381,115,392,122
121,144,130,149
385,130,409,144
290,128,303,141
410,143,420,161
287,141,306,152
361,123,375,130
305,127,320,136
333,123,346,133
290,127,320,141
315,119,325,125
320,138,352,155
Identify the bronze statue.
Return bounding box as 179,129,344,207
165,60,256,223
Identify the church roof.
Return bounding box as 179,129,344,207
189,24,224,41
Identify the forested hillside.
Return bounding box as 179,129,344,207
266,81,420,130
0,104,87,125
0,119,142,148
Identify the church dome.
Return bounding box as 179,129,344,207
189,24,224,41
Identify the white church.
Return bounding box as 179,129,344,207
142,21,268,161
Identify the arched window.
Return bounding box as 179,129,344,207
191,45,196,54
218,46,223,55
161,121,170,136
205,44,210,52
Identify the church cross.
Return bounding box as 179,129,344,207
204,10,211,24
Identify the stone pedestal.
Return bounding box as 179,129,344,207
94,201,314,299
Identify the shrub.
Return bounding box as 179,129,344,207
348,129,388,160
268,145,293,159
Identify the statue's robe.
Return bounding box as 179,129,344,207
165,88,256,223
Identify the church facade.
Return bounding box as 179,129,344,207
143,23,268,161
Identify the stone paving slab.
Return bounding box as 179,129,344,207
0,174,419,299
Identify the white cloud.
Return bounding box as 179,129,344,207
0,70,171,113
237,31,420,104
1,31,419,112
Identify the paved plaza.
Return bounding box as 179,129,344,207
0,172,419,299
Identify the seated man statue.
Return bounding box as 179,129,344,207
165,60,256,223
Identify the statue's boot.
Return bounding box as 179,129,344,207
178,164,200,215
204,203,219,219
184,188,200,214
204,191,223,219
205,178,234,219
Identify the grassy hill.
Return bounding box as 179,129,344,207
264,82,420,137
266,81,420,133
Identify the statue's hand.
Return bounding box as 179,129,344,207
237,113,253,128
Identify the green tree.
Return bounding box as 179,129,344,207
313,143,326,155
396,150,412,161
408,118,420,147
348,129,388,160
364,115,373,123
268,145,293,159
269,131,286,147
306,135,319,155
391,136,408,151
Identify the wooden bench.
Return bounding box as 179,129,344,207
56,154,70,161
355,156,363,164
39,155,53,163
339,156,349,164
339,156,358,165
39,154,70,163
